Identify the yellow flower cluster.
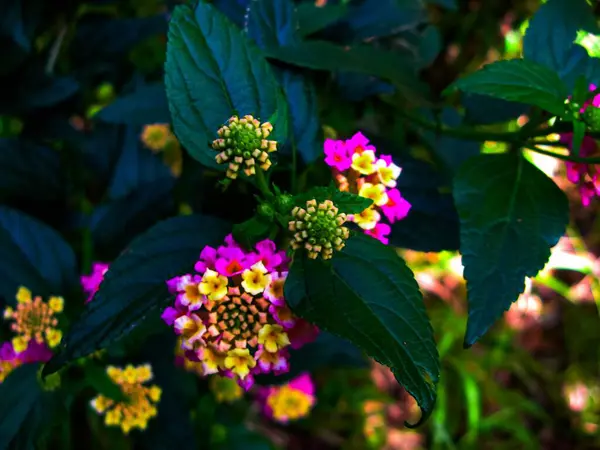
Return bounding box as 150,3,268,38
90,364,162,434
289,199,350,259
3,287,63,352
267,385,314,422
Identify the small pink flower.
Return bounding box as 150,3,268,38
81,262,109,303
194,246,217,273
264,272,287,306
215,246,249,276
256,346,290,374
257,373,316,423
324,139,352,171
381,189,411,223
249,240,286,272
345,132,375,155
560,132,600,207
365,222,391,244
287,319,319,349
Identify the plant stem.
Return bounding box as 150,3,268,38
254,168,273,198
525,145,600,164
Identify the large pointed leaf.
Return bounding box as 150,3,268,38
0,364,43,450
447,59,568,117
96,82,170,126
453,153,569,346
285,234,439,426
165,2,288,168
244,0,299,49
43,215,230,375
0,206,77,301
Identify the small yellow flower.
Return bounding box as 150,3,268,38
48,296,64,313
352,206,380,230
45,328,62,348
375,160,401,187
258,324,290,353
224,348,256,379
201,347,224,375
11,336,28,353
90,395,113,414
199,269,228,301
241,262,272,295
267,386,315,422
351,150,376,175
140,123,173,152
358,183,388,207
16,286,32,303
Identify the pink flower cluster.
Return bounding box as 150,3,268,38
324,132,411,244
81,262,109,303
560,85,600,206
256,373,316,423
163,235,318,390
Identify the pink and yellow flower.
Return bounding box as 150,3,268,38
257,373,316,423
0,340,52,383
163,236,317,389
324,132,411,244
4,287,64,352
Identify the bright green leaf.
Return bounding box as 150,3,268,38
165,2,288,168
453,153,569,346
447,59,568,117
285,234,440,426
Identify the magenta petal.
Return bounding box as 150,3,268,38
161,307,179,325
288,373,315,396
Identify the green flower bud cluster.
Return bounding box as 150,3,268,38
583,105,600,131
288,199,350,260
212,115,277,180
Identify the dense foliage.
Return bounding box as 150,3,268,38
1,0,599,449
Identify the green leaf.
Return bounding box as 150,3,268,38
453,153,569,347
0,206,77,302
165,2,288,168
0,364,43,450
232,215,273,249
447,59,568,117
292,186,373,215
264,41,430,103
244,0,300,49
43,214,229,375
296,3,347,36
571,120,586,157
285,234,440,426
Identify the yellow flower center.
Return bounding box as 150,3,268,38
267,386,314,422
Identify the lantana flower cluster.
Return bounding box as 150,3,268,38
0,286,61,383
324,132,411,244
90,364,162,434
557,84,600,206
256,373,316,423
163,235,317,390
212,115,277,179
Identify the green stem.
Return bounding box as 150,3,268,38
525,145,600,164
254,168,273,198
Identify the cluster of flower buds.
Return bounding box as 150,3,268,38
90,364,162,434
289,199,350,260
163,235,317,390
324,132,411,244
3,287,64,352
212,115,277,179
256,373,316,423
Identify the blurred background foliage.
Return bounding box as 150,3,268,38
1,0,599,449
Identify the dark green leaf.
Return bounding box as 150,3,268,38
296,3,347,36
0,206,77,301
245,0,299,49
523,0,598,85
43,214,229,375
0,139,63,201
293,186,373,214
265,41,430,103
426,0,457,10
571,120,586,157
462,94,530,125
453,153,569,346
165,3,288,168
447,59,568,116
0,364,43,450
276,69,320,164
335,72,395,101
97,83,170,126
285,234,439,426
232,215,273,249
